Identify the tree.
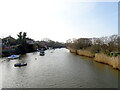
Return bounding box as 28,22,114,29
16,32,28,53
17,32,27,40
17,32,22,40
76,38,92,49
23,32,27,39
107,35,118,52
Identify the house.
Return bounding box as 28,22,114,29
26,38,35,45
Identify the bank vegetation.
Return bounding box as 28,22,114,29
66,35,120,70
1,32,66,57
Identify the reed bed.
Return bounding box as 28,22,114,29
68,48,77,53
68,48,120,70
77,50,94,58
95,53,120,70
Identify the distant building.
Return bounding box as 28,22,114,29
91,38,99,45
2,36,16,52
2,36,16,46
26,38,35,45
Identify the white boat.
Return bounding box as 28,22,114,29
7,55,20,59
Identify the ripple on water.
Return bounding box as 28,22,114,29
1,49,119,88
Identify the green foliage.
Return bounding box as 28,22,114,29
2,32,66,57
23,32,27,39
17,32,22,40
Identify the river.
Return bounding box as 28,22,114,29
0,48,119,88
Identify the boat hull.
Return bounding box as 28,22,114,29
8,55,20,59
14,63,27,67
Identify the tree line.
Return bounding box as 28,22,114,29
66,35,120,56
2,32,66,57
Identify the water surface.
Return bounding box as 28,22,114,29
0,48,119,88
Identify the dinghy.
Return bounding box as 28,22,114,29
14,63,27,67
8,55,20,59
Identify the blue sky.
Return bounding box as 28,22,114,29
90,2,118,36
62,2,118,39
0,0,118,42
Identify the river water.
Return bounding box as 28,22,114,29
0,48,119,88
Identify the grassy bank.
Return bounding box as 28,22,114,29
95,53,120,70
68,47,94,57
68,48,120,70
77,50,94,58
67,47,77,54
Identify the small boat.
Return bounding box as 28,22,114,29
14,63,27,67
40,51,45,56
8,55,20,59
40,52,45,56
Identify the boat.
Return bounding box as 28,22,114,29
8,55,20,59
14,63,27,67
40,51,45,56
40,52,45,56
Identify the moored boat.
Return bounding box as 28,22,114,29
40,51,45,56
8,55,20,59
14,63,27,67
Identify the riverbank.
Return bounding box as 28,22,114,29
95,54,120,70
68,48,120,70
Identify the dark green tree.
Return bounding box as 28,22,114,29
23,32,27,40
17,32,22,40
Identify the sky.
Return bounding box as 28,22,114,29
0,0,118,42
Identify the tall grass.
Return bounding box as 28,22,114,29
68,47,120,70
77,50,94,58
68,47,77,53
94,53,120,70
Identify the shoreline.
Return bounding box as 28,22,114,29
67,47,120,71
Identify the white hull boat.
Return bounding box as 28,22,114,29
7,55,20,59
